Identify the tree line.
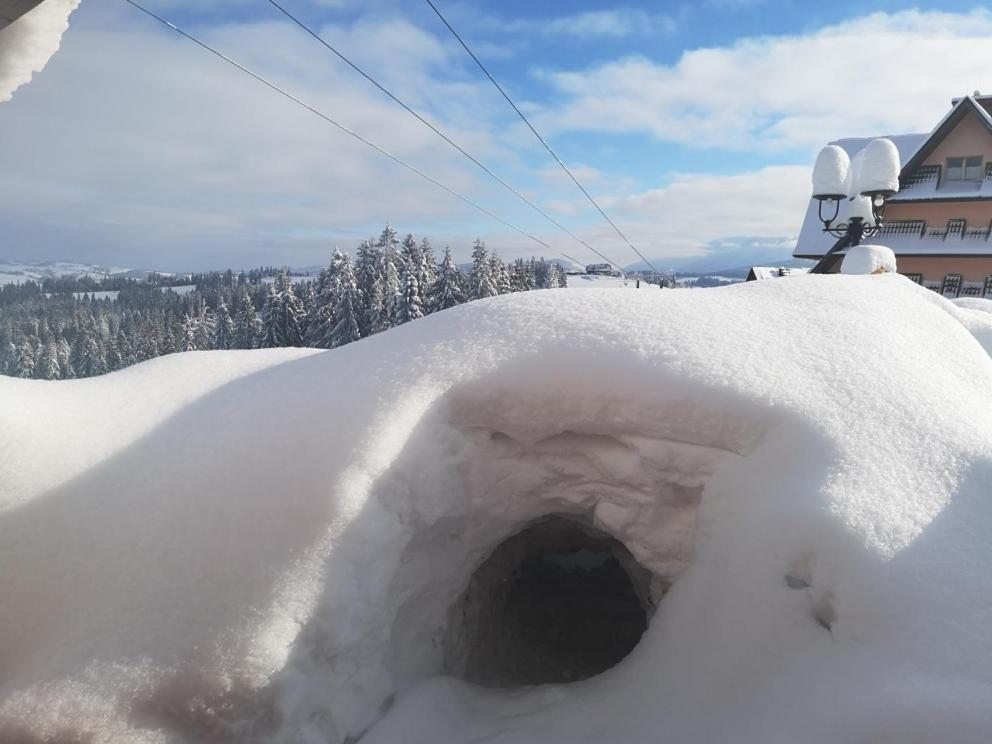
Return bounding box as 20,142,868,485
0,226,567,379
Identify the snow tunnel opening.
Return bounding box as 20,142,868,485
443,514,654,688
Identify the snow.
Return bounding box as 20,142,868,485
841,244,897,275
0,259,132,285
0,0,79,103
1,277,992,743
811,144,850,198
566,273,654,289
858,138,900,195
748,267,810,280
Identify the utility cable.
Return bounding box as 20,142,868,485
423,0,663,277
120,0,580,264
262,0,621,272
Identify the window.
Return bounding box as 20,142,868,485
941,274,963,298
901,273,923,285
946,156,983,181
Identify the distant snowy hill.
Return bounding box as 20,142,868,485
0,259,140,284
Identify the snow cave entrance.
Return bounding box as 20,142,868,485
444,514,654,688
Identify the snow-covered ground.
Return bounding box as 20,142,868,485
1,275,991,743
0,259,133,285
565,273,656,289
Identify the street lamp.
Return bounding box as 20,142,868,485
811,138,901,257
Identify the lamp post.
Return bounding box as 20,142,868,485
810,138,901,272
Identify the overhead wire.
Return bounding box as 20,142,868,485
422,0,664,277
261,0,623,271
120,0,587,267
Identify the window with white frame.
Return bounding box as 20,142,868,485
946,156,983,181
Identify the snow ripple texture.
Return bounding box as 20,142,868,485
0,275,990,743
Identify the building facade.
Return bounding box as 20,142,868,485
794,95,992,297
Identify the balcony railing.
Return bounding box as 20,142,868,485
900,164,941,189
881,218,992,241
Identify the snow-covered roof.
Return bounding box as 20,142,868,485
796,96,992,258
747,266,811,280
2,279,991,742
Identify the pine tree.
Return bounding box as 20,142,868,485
381,253,402,331
306,249,347,348
354,238,383,337
234,294,261,349
15,338,37,378
489,254,511,294
395,269,424,326
214,299,234,350
56,338,73,378
259,284,281,348
37,340,61,379
418,237,438,312
180,313,200,352
469,239,498,300
78,337,107,377
330,257,361,348
259,271,306,348
434,247,466,311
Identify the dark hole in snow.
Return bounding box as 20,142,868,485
444,514,654,688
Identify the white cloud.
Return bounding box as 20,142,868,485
540,9,675,38
479,7,676,39
536,9,992,150
475,165,811,267
0,2,539,270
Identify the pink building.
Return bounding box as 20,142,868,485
795,95,992,297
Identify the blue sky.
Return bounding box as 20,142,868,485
1,0,990,271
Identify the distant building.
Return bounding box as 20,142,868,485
795,95,992,297
745,266,810,282
585,263,617,276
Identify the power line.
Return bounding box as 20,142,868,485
422,0,663,277
119,0,585,266
261,0,621,272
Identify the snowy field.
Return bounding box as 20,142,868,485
1,275,991,743
565,273,656,289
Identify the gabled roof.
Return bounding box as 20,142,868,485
794,96,992,259
0,0,44,30
899,95,992,177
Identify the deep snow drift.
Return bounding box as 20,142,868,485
1,275,991,743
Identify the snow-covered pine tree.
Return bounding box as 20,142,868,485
214,299,234,350
354,238,383,337
78,337,107,377
490,253,512,295
330,256,362,348
258,284,281,348
395,268,425,326
234,294,261,349
56,337,73,378
381,252,402,331
434,247,466,311
306,249,347,348
418,237,438,312
180,313,200,352
260,271,306,347
37,340,60,380
469,240,498,300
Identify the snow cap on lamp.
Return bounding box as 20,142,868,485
811,145,851,200
858,138,900,197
